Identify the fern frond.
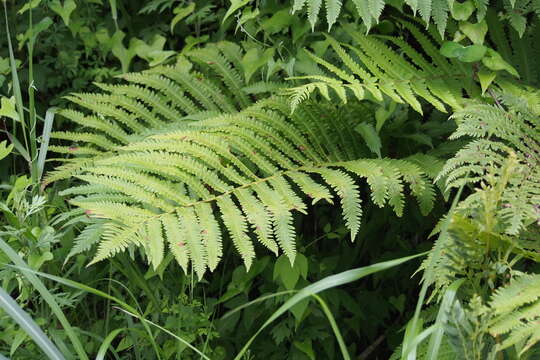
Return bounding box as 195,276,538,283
286,24,475,113
438,93,540,235
49,43,439,276
290,0,539,37
489,274,540,354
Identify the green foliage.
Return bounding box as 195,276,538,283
438,90,540,235
286,22,478,114
2,0,540,358
46,42,436,278
227,0,540,36
413,90,540,359
489,274,540,355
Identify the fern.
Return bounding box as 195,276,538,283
489,274,540,355
285,23,478,114
437,90,540,235
47,43,438,278
290,0,540,35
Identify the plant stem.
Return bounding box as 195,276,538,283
28,3,38,183
3,0,29,154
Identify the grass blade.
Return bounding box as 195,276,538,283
3,129,30,162
115,307,211,360
222,290,349,358
2,1,28,151
96,328,125,360
0,286,64,360
234,252,427,360
37,108,56,182
312,294,350,360
401,185,465,360
27,6,38,182
221,290,295,320
425,279,464,359
0,237,88,360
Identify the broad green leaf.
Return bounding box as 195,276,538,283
477,68,496,94
235,7,259,33
17,0,41,14
111,31,138,73
0,96,20,122
450,0,474,21
509,13,526,37
458,44,487,62
170,3,195,33
132,35,175,67
241,47,275,82
273,254,308,290
274,255,301,290
49,0,77,26
17,17,53,50
223,0,250,24
261,8,295,34
459,20,487,44
0,140,13,161
294,340,316,360
482,49,519,77
440,41,464,58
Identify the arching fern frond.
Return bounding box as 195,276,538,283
286,23,478,114
47,43,438,278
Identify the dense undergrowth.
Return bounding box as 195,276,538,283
0,0,539,359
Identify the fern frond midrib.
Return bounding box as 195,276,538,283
83,156,388,263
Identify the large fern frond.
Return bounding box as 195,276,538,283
47,43,438,277
285,23,478,114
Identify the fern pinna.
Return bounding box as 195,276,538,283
46,42,437,278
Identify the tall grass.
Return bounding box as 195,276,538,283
2,1,55,186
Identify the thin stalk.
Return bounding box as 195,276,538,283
28,6,38,183
3,1,29,152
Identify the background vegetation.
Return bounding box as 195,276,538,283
0,0,539,359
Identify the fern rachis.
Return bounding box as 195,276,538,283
47,43,438,278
